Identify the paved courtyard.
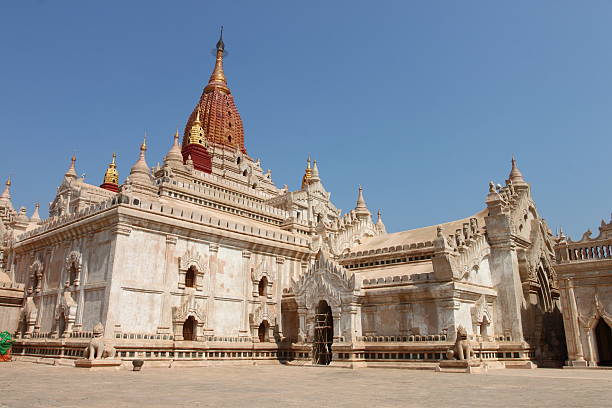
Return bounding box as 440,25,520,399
1,361,611,408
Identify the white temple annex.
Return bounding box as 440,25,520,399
1,33,610,370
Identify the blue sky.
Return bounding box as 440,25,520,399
1,1,610,239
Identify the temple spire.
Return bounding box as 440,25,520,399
311,160,320,181
301,156,312,189
376,209,386,233
0,177,12,211
164,128,184,167
205,26,229,94
355,185,371,218
508,155,526,185
65,155,77,179
0,177,10,201
30,203,41,223
128,135,151,184
100,153,120,192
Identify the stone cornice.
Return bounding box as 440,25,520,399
13,196,311,260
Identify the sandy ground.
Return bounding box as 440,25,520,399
1,361,611,408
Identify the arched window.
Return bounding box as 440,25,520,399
236,157,241,165
183,316,197,341
243,169,248,177
185,266,196,288
258,320,269,342
258,276,268,297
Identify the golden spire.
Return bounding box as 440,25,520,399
205,26,230,94
141,133,147,152
188,108,206,145
301,156,312,189
103,153,119,185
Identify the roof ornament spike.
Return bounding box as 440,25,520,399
165,128,184,166
65,155,78,179
0,177,11,200
311,159,320,181
128,133,152,183
508,155,526,185
206,26,229,93
355,185,371,218
217,25,224,51
30,202,41,222
101,152,119,191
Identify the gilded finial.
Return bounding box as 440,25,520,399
102,152,119,187
216,26,225,51
205,28,229,94
141,133,147,151
5,176,10,187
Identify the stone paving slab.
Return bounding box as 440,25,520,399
1,362,611,408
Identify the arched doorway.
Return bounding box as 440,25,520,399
313,300,333,365
595,319,612,366
182,316,197,341
258,320,269,342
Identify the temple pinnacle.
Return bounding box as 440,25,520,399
216,26,225,51
65,155,78,179
508,155,526,185
205,27,229,93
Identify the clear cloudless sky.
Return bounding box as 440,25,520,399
1,1,611,240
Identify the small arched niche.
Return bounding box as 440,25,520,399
185,266,197,288
258,276,268,297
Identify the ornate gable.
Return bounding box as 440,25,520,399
292,250,359,309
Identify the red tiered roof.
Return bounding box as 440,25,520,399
182,32,246,173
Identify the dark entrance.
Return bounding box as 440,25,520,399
595,318,612,366
313,300,333,365
258,320,269,342
57,313,66,338
185,266,196,288
183,316,197,341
